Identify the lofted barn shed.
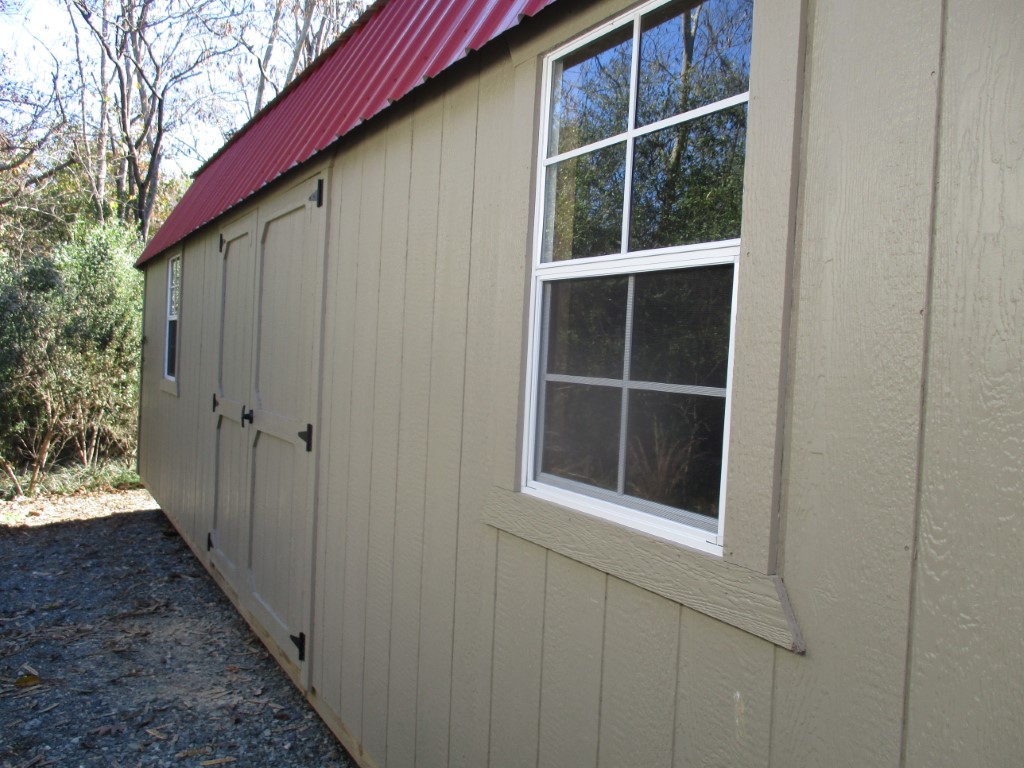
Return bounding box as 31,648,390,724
136,0,1024,766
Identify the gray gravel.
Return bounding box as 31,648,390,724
0,491,355,768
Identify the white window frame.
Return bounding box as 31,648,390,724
164,254,181,382
522,0,749,556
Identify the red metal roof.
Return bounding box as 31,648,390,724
138,0,557,266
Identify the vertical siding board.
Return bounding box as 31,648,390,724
313,151,362,716
198,234,221,560
598,578,679,768
448,52,518,768
770,0,943,765
178,240,197,540
537,554,606,768
341,133,387,741
906,1,1024,764
488,533,547,768
674,608,773,767
491,57,543,489
414,68,481,768
361,116,413,764
386,92,443,768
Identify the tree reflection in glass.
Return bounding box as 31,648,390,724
630,106,746,250
636,0,752,127
548,26,632,156
544,144,626,261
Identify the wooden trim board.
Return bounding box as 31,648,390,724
484,487,805,653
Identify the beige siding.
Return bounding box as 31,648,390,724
385,93,443,768
361,111,413,765
137,0,1024,766
314,146,363,718
768,0,944,765
340,128,386,744
905,0,1024,763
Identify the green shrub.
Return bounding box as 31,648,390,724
0,222,142,494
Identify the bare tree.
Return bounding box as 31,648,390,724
0,52,79,263
224,0,368,120
65,0,244,240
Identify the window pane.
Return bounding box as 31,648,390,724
166,319,178,378
625,390,725,517
636,0,753,127
169,259,181,316
630,265,733,387
545,276,628,379
541,382,621,491
549,26,633,156
629,104,746,250
544,143,626,261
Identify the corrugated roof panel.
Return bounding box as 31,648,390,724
139,0,557,265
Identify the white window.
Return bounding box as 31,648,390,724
524,0,752,553
164,255,181,380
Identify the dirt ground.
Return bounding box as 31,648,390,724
0,490,355,768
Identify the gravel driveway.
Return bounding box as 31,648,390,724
0,490,355,768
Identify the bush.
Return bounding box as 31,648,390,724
0,222,142,494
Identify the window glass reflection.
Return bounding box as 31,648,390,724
549,26,633,156
544,143,626,261
629,105,746,250
637,0,753,127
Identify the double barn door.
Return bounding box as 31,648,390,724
209,174,326,683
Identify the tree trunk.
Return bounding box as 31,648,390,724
2,459,24,498
28,427,54,495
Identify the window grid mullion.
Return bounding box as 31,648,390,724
620,16,642,257
542,92,750,169
616,275,635,495
534,283,553,478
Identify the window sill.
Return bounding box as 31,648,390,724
524,482,723,556
160,378,179,397
483,487,804,653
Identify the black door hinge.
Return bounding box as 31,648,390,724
290,632,306,661
241,406,254,425
212,393,219,413
219,234,224,252
207,532,213,551
298,423,313,452
309,179,323,208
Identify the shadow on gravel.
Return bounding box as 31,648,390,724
0,508,354,768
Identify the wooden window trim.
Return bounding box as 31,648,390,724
492,0,808,651
162,254,182,395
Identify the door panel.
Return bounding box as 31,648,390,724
249,430,310,636
247,181,324,678
209,176,325,684
211,224,256,589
